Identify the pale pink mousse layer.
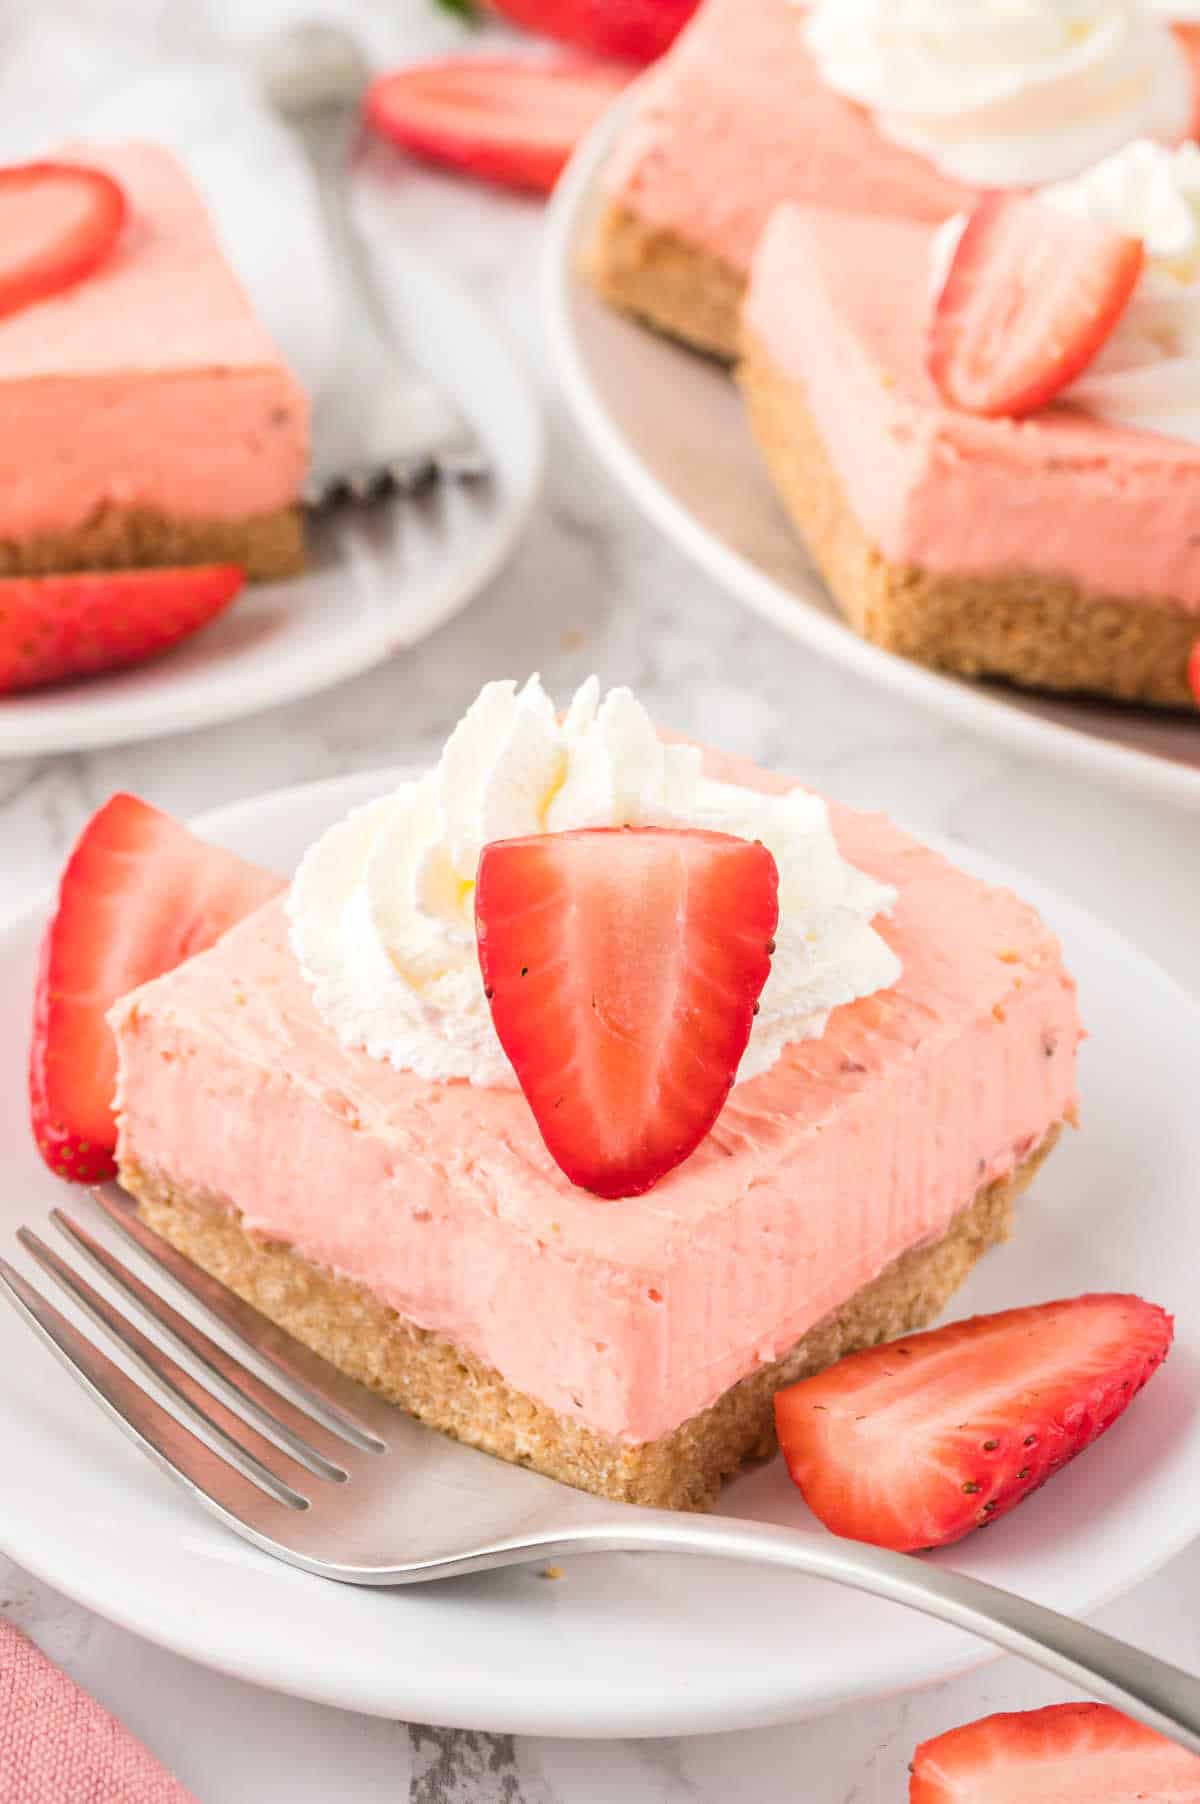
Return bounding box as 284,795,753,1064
110,748,1080,1446
0,141,307,539
604,0,974,276
747,204,1200,613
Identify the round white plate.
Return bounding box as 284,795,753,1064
2,772,1199,1736
543,101,1200,810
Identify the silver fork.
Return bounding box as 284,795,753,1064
4,1181,1200,1756
261,22,489,505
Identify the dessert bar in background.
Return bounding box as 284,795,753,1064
0,141,308,583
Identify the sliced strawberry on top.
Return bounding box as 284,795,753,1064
775,1294,1172,1553
0,161,127,322
910,1702,1200,1802
1188,640,1200,706
0,565,244,696
364,57,630,194
928,193,1145,419
476,827,779,1198
484,0,699,65
30,795,285,1184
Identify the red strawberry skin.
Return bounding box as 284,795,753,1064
910,1702,1200,1802
30,795,285,1184
776,1295,1172,1552
0,565,244,695
1188,641,1200,705
0,161,126,322
485,0,698,64
364,58,629,193
929,193,1144,419
476,827,778,1198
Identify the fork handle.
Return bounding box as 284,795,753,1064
286,106,484,471
287,110,416,371
550,1513,1200,1755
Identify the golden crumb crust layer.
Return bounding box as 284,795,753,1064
585,201,744,362
0,503,305,584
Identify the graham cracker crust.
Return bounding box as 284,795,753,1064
120,1128,1059,1512
586,201,744,362
0,502,305,584
738,328,1200,709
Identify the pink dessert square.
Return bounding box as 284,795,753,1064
738,204,1200,705
109,746,1080,1505
590,0,975,356
0,141,308,579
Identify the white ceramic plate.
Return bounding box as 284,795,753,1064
2,770,1199,1737
543,101,1200,810
0,61,543,759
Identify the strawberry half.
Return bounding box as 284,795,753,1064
0,161,127,322
0,565,244,695
476,827,778,1198
910,1702,1200,1802
929,193,1145,419
365,57,629,194
484,0,699,64
775,1294,1172,1552
1189,641,1200,706
30,795,285,1183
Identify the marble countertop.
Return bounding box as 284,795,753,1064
4,1,1200,1799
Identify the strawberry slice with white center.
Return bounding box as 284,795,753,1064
775,1294,1172,1552
0,161,127,321
364,57,630,194
475,827,779,1198
0,565,244,695
928,193,1145,419
30,795,285,1183
910,1702,1200,1802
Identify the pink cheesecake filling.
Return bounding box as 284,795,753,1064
746,204,1200,612
0,142,307,539
604,0,974,274
110,748,1080,1446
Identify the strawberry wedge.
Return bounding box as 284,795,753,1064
0,565,244,695
775,1294,1172,1552
0,161,126,322
476,826,779,1197
484,0,699,64
365,57,629,193
910,1703,1200,1802
30,795,285,1183
929,193,1145,419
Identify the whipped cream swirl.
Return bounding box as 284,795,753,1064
802,0,1195,188
932,139,1200,442
288,676,901,1089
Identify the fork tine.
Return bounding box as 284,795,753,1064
18,1229,310,1507
51,1210,349,1483
346,465,386,503
0,1256,306,1518
433,444,491,483
387,455,437,494
87,1186,389,1449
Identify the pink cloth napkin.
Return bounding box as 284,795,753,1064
0,1618,198,1803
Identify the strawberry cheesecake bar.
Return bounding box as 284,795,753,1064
589,0,1200,359
0,143,307,582
740,140,1200,707
104,679,1081,1510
